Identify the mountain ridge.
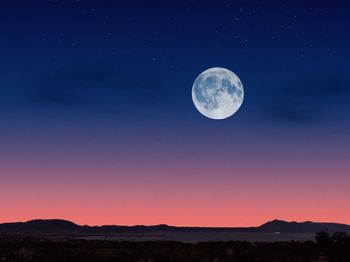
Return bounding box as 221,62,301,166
0,219,349,234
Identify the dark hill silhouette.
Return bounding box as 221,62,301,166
257,219,350,233
0,219,349,234
0,219,79,233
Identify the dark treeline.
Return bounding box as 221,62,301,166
0,232,349,262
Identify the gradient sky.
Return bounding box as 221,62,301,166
0,0,349,227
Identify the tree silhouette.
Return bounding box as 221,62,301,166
331,232,348,243
316,231,332,250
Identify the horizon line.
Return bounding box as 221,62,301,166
1,218,350,228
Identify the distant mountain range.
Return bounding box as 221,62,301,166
0,219,349,235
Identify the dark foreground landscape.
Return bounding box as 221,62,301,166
1,233,350,262
1,219,350,261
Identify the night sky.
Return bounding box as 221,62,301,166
1,0,349,226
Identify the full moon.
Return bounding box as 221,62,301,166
192,67,244,120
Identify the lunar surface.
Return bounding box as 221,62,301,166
192,67,244,119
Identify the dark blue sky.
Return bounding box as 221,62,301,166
1,1,349,126
1,1,350,225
